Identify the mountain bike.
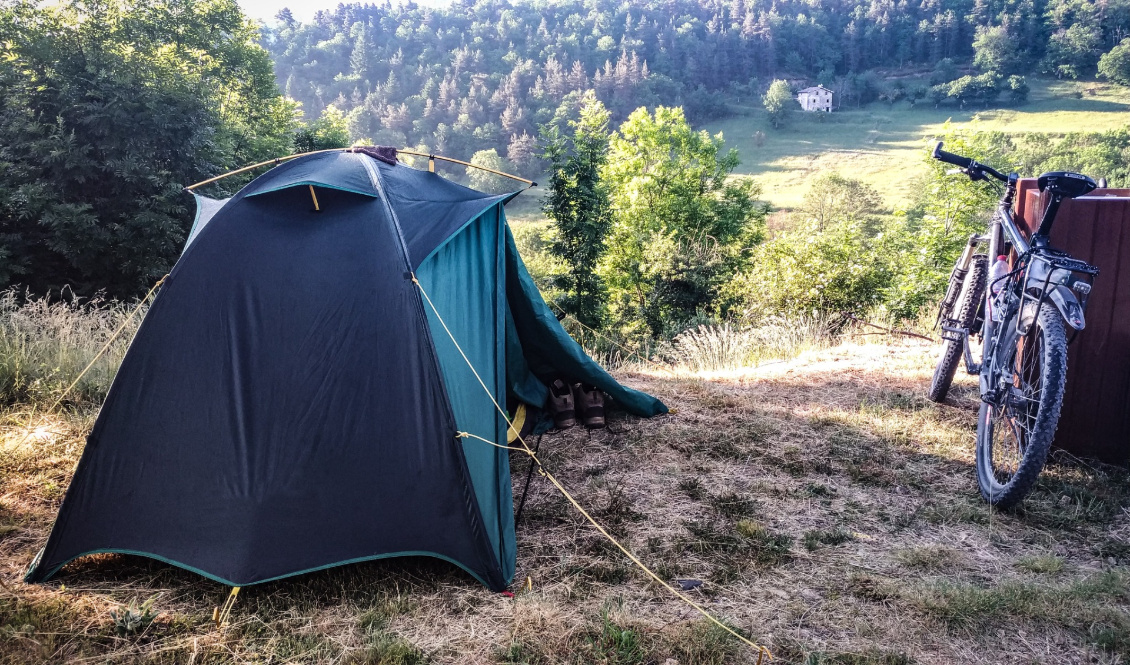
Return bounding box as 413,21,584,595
926,142,1099,508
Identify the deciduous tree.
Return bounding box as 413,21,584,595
801,173,885,230
762,80,793,129
601,106,766,337
1099,39,1130,85
0,0,296,297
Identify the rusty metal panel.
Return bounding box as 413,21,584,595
1016,179,1130,464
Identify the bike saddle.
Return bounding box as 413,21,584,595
1037,171,1097,199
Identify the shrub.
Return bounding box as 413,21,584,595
726,219,895,319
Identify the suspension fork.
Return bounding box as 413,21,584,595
936,234,984,326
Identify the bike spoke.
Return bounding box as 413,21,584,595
989,323,1046,485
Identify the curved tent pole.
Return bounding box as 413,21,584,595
184,147,536,192
396,149,536,186
184,149,346,191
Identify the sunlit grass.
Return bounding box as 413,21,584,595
706,77,1130,210
0,290,144,405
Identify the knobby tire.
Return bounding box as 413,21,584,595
929,256,987,403
975,302,1067,508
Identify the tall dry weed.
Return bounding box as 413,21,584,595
0,290,144,404
662,315,835,374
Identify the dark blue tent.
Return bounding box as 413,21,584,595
25,151,666,591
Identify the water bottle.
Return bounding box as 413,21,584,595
989,256,1009,295
988,255,1009,322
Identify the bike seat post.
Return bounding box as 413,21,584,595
1035,193,1063,243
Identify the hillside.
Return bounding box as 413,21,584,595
3,338,1129,663
707,78,1130,210
262,0,1130,174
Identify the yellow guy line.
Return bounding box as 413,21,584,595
412,275,771,663
5,274,166,470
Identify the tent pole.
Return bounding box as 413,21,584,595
184,149,348,191
397,149,536,185
184,147,536,192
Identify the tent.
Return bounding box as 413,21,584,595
25,150,666,591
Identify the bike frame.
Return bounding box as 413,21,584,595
930,141,1101,505
977,178,1025,399
966,176,1097,402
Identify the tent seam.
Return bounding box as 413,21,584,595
414,193,521,269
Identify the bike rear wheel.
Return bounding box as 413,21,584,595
975,302,1067,508
928,256,986,403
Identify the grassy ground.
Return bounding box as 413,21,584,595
3,335,1129,663
704,78,1130,211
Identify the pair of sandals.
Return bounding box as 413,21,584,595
548,379,605,430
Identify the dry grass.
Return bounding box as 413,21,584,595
659,318,836,376
2,311,1129,662
0,290,143,405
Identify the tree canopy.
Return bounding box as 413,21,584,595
0,0,296,297
265,0,1130,159
762,80,793,129
600,107,767,337
1099,39,1130,85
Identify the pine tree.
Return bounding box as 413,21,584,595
349,24,374,81
541,92,612,328
507,131,539,167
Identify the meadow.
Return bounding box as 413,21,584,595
1,295,1128,664
502,77,1130,225
707,78,1130,211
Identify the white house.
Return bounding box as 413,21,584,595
797,85,833,112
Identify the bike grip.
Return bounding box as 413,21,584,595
932,141,973,168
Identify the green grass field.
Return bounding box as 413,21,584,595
705,78,1130,211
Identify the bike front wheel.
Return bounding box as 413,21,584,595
976,302,1068,508
929,256,986,403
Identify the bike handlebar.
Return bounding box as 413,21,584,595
932,142,972,169
932,141,1007,183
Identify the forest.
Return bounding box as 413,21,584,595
263,0,1130,164
2,0,1130,340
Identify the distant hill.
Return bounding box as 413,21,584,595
262,0,1130,164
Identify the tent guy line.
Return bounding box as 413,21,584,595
47,275,167,417
413,275,774,663
5,274,170,465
